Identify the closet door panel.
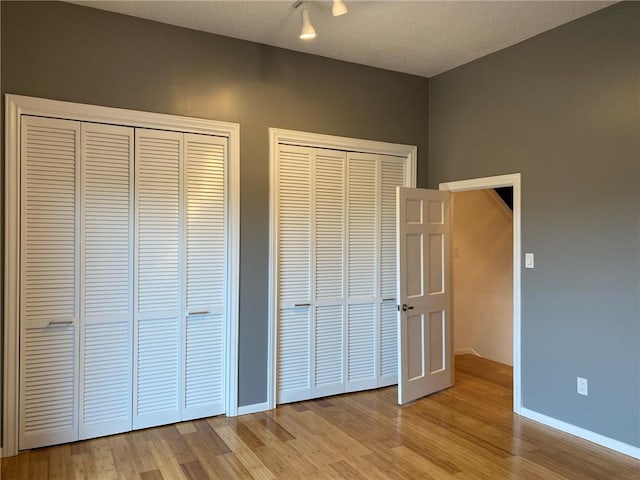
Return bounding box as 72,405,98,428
278,308,311,403
315,151,345,301
346,153,378,391
379,157,406,386
277,146,312,403
314,305,343,397
79,123,134,439
313,150,346,396
133,129,183,429
19,116,80,449
183,134,227,419
347,303,376,388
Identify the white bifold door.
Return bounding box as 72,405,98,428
276,144,409,403
19,116,228,450
134,129,227,428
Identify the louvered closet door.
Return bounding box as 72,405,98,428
346,152,379,391
134,129,183,429
277,145,312,403
79,123,134,439
313,149,346,398
276,144,411,404
182,134,227,420
19,116,81,449
378,156,406,387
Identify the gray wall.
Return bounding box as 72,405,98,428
0,1,429,410
429,2,639,446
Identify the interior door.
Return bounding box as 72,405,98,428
397,187,452,404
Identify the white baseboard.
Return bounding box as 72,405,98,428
237,401,272,416
519,407,640,459
454,347,481,357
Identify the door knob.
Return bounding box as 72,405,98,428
401,304,414,312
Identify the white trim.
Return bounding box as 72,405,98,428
454,348,481,357
237,402,272,416
439,173,522,414
268,128,417,410
270,128,418,159
520,408,640,459
226,118,241,418
3,94,241,457
3,97,21,458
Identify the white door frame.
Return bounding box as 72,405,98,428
3,94,241,457
438,173,522,414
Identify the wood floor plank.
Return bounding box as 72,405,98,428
3,355,638,479
176,422,197,436
213,425,275,480
179,459,209,480
179,431,227,480
192,419,232,456
148,438,187,480
139,470,163,480
108,434,139,480
390,445,457,480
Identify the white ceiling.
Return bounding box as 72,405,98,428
70,0,614,77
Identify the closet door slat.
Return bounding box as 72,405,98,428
20,116,80,449
79,123,134,439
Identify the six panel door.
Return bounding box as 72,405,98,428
397,187,453,405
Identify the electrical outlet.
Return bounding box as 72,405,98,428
577,377,588,396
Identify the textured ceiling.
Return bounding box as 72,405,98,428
70,1,614,77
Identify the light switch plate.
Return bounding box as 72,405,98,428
577,377,588,396
525,253,534,268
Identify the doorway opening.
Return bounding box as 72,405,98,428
452,188,513,365
439,174,521,413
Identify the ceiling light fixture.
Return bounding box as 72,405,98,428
332,0,348,17
294,0,347,41
299,6,316,40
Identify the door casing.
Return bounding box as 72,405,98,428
439,173,522,414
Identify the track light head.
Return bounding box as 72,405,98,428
299,7,316,40
332,0,348,17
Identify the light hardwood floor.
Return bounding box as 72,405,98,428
2,355,638,479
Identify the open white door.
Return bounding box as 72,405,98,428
397,187,452,404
